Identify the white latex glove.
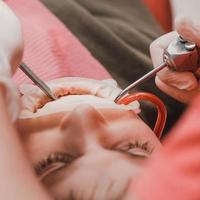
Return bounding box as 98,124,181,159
150,17,200,104
0,1,23,121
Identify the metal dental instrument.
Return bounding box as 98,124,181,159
19,63,57,100
115,36,200,102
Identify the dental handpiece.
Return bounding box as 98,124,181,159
114,36,200,102
19,63,57,100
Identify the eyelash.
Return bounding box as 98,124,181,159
34,152,75,177
35,141,152,177
116,141,153,155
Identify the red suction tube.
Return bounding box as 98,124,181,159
116,92,167,139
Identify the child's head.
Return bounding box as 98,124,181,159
16,77,161,199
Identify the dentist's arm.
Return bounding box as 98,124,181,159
0,86,51,200
0,0,23,120
0,2,51,199
0,0,23,74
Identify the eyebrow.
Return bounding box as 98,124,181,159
41,151,148,188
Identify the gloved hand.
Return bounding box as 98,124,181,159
0,1,23,120
150,17,200,104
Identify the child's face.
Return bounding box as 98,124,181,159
16,78,161,199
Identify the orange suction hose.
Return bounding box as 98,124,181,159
116,92,167,139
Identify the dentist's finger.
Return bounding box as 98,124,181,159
150,31,178,66
175,16,200,46
155,76,199,104
156,68,198,91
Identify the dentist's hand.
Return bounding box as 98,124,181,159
150,17,200,104
0,1,23,120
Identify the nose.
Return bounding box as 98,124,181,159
60,104,108,150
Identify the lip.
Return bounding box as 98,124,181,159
19,94,140,119
19,78,120,113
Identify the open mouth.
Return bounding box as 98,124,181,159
19,78,140,118
20,83,101,114
33,87,92,112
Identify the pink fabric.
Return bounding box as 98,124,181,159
5,0,111,86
